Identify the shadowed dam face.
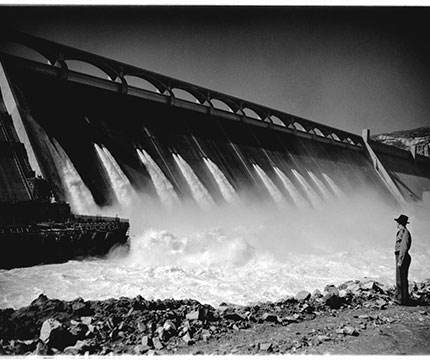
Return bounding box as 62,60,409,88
1,56,430,310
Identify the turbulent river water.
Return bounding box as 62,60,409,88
1,190,429,310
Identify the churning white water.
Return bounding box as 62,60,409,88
204,157,240,205
1,146,430,311
137,149,181,210
95,144,136,208
173,154,216,211
1,185,430,310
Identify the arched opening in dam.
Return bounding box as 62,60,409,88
1,30,429,310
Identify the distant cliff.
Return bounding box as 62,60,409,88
372,126,430,153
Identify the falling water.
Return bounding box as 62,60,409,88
173,154,216,211
51,139,98,215
229,143,258,183
94,144,136,208
274,166,309,209
308,171,332,200
253,164,288,208
291,169,321,209
322,173,346,199
137,149,181,209
203,157,240,205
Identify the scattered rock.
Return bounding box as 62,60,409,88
186,309,203,321
375,299,388,309
347,283,361,293
141,335,152,347
71,299,92,316
317,335,331,342
39,318,75,351
1,279,429,355
80,316,93,325
324,284,339,296
223,311,245,322
296,291,311,302
133,344,150,355
63,340,88,355
336,325,359,336
69,322,88,340
312,289,323,298
152,336,164,350
182,333,194,346
137,322,147,333
361,281,376,291
261,312,280,323
339,290,348,298
35,340,50,355
259,342,273,352
284,313,301,322
323,293,342,309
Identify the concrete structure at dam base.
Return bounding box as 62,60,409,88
0,30,429,269
0,200,129,269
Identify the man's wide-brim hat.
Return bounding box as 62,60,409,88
395,214,409,225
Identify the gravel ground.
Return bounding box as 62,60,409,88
1,279,429,355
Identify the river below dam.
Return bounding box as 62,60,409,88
1,191,429,310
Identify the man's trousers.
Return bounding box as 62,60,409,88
395,252,411,304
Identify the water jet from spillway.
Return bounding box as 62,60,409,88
308,171,332,200
137,148,181,210
323,173,346,199
253,164,288,208
291,169,322,209
173,153,216,211
204,157,240,205
94,144,136,209
51,139,98,215
274,166,310,209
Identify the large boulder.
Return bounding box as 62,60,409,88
322,293,342,309
39,318,75,351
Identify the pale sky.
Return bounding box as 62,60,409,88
1,6,429,135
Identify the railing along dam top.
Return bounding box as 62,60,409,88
0,28,363,149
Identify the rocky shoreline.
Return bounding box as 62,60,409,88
1,279,430,355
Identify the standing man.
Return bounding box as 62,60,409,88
394,214,412,305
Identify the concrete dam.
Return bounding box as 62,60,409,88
2,30,429,218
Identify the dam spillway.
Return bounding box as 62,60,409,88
1,31,430,307
3,30,429,215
